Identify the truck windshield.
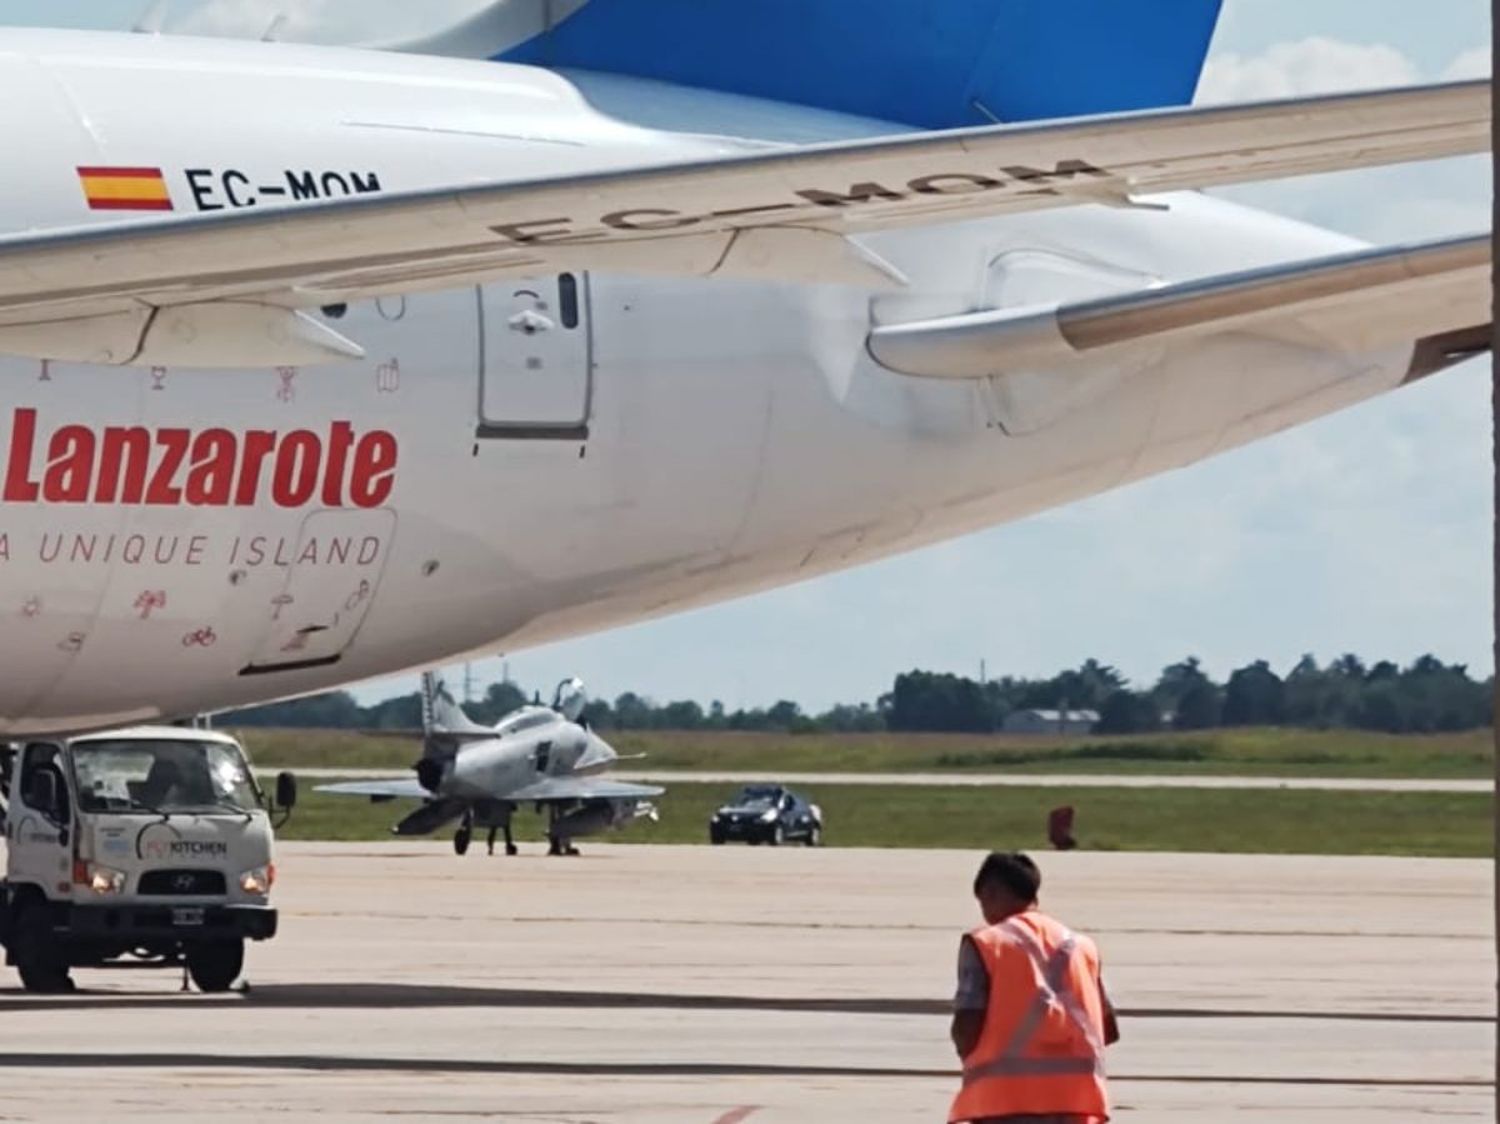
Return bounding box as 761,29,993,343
72,740,259,815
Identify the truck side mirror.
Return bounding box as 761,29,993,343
275,771,297,811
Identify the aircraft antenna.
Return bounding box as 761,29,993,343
969,98,1002,125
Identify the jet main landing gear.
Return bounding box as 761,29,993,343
486,822,519,857
546,806,581,856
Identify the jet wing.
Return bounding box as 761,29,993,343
316,778,430,799
0,80,1485,365
506,777,666,803
869,234,1493,378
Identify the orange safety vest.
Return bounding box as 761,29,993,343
949,910,1110,1123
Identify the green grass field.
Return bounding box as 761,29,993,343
277,780,1493,858
239,725,1494,780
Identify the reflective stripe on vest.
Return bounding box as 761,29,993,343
962,918,1103,1085
1005,920,1105,1060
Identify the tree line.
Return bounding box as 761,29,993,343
223,653,1492,736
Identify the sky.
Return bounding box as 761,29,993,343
2,1,1492,710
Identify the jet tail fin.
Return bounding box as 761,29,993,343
421,670,492,739
380,0,1225,130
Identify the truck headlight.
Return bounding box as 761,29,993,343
89,865,127,896
239,865,275,895
760,809,778,823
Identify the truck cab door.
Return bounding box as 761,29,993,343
9,744,71,894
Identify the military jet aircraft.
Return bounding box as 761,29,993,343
317,673,662,856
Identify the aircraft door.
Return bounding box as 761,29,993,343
479,273,592,439
242,509,398,676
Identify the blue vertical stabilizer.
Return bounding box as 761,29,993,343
497,0,1225,128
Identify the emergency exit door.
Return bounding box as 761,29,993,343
479,273,592,439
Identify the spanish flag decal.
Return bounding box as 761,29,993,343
77,166,175,212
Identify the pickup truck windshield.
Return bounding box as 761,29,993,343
72,740,258,815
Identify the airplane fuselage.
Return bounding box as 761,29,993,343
0,32,1416,732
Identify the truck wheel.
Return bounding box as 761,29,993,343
186,940,244,994
806,824,822,848
770,824,784,847
13,903,72,994
709,829,725,845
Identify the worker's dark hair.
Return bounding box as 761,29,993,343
973,851,1041,902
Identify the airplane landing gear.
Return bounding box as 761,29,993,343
454,812,473,856
486,822,519,857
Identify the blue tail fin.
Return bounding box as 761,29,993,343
487,0,1224,129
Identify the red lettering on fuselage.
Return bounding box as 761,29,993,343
97,427,151,503
0,410,399,510
145,429,191,506
4,408,40,502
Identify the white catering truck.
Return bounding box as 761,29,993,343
0,726,295,993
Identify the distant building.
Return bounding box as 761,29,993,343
1002,709,1100,736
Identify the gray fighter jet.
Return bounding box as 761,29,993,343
317,673,662,856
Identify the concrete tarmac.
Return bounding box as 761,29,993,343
0,845,1491,1122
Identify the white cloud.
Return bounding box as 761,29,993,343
1443,45,1492,80
1198,37,1420,103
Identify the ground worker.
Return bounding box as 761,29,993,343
950,852,1120,1124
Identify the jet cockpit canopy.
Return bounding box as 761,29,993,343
553,678,587,723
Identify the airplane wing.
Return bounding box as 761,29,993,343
0,80,1485,365
316,777,430,799
506,777,666,803
869,234,1492,378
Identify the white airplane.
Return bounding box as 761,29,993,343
0,1,1488,734
316,671,662,857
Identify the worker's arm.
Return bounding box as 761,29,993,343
951,1009,986,1058
1100,973,1121,1046
951,935,989,1059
